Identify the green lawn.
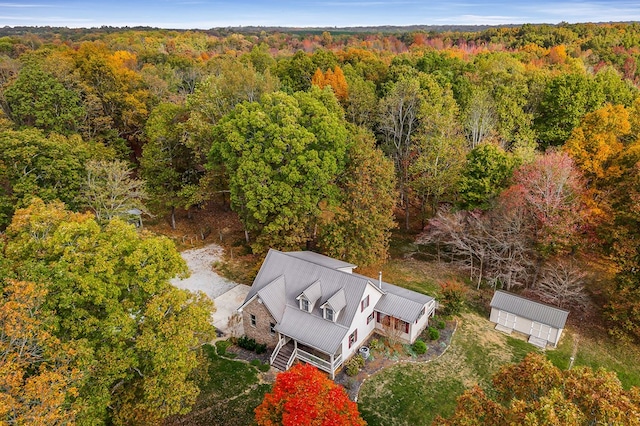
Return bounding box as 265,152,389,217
358,312,536,425
358,309,640,425
358,363,465,426
546,327,640,389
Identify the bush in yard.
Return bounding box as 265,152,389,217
428,327,440,341
369,338,383,352
436,318,446,329
345,355,365,376
255,343,267,354
238,335,257,351
440,280,468,316
258,363,270,372
413,339,427,354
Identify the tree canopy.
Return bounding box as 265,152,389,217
210,87,349,252
437,353,640,425
3,199,215,425
255,363,366,426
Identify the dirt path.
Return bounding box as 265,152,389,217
170,244,250,334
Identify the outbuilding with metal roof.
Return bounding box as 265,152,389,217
489,290,569,348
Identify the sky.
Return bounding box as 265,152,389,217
1,0,640,29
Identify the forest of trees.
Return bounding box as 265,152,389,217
1,22,640,424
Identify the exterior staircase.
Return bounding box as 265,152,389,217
271,341,295,371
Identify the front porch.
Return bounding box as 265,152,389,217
270,336,344,379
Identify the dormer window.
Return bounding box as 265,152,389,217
300,297,310,312
321,288,346,323
297,281,321,312
325,307,334,321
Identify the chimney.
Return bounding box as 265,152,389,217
378,271,382,289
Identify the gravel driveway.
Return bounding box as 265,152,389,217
170,244,250,335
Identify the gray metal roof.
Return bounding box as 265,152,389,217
324,288,347,312
300,280,322,304
257,276,286,322
286,251,356,271
490,290,569,329
375,281,434,323
242,250,368,332
276,306,349,354
242,249,434,354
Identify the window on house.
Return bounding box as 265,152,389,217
270,322,276,335
250,314,256,327
325,307,334,321
377,312,390,326
348,329,358,348
361,295,369,312
300,298,309,312
367,312,375,325
397,320,409,334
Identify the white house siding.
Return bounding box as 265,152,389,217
409,300,435,342
374,300,435,344
340,282,384,361
490,307,561,347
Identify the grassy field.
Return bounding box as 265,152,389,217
358,310,640,425
546,327,640,389
357,312,541,425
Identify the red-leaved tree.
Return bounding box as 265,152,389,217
510,150,587,255
255,363,366,426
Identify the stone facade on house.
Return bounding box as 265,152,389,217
241,297,279,348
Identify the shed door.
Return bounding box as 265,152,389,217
530,322,552,341
497,310,517,329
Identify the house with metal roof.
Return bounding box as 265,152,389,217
238,249,436,378
489,290,569,348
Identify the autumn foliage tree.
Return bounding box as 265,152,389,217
4,199,215,425
564,103,631,186
564,102,640,341
0,279,81,425
255,363,365,426
318,128,397,266
510,150,587,255
436,353,640,425
424,150,587,290
311,66,348,100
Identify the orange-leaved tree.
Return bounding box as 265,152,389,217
0,280,82,424
255,363,366,426
436,353,640,425
311,66,348,100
